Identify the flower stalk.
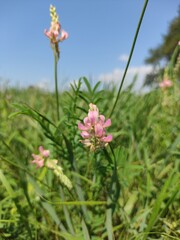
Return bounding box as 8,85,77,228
44,5,68,121
31,146,72,190
54,53,60,120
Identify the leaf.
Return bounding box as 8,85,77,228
41,202,60,225
81,218,91,240
82,77,92,94
0,169,15,197
92,81,101,93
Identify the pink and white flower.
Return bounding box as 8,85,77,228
31,146,50,168
44,23,68,43
44,6,68,44
78,103,113,151
39,146,50,158
159,79,173,89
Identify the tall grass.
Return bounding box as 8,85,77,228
0,77,179,239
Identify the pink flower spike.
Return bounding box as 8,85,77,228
78,103,113,151
102,135,113,143
59,29,68,41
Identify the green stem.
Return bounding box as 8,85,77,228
54,53,60,121
106,198,114,240
109,0,149,117
104,145,120,240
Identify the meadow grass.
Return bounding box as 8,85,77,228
0,78,179,239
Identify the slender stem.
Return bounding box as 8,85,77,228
109,0,149,117
54,53,60,121
105,145,118,240
106,199,114,240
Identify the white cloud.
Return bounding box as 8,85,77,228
98,65,153,91
34,78,52,91
118,54,129,63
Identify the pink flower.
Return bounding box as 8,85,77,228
44,22,61,43
159,79,173,89
31,146,50,168
39,146,50,158
44,6,68,44
31,154,44,168
78,103,113,151
102,135,113,143
44,23,69,43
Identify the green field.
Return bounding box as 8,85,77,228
0,76,179,239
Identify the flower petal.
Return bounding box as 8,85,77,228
31,158,44,168
44,30,52,39
39,146,50,157
103,119,111,128
59,29,68,41
88,111,98,125
102,135,113,143
81,131,90,138
82,139,92,147
95,123,104,137
84,117,90,125
99,115,105,124
78,122,89,131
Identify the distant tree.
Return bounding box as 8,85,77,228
143,70,163,87
144,6,180,86
145,6,180,65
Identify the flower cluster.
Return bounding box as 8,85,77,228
31,146,72,189
78,103,113,151
44,5,68,58
44,5,68,44
31,146,50,168
159,79,173,89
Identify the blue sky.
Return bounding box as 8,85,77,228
0,0,179,90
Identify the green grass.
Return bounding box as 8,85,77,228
0,79,180,239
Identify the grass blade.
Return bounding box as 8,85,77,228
143,171,174,239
